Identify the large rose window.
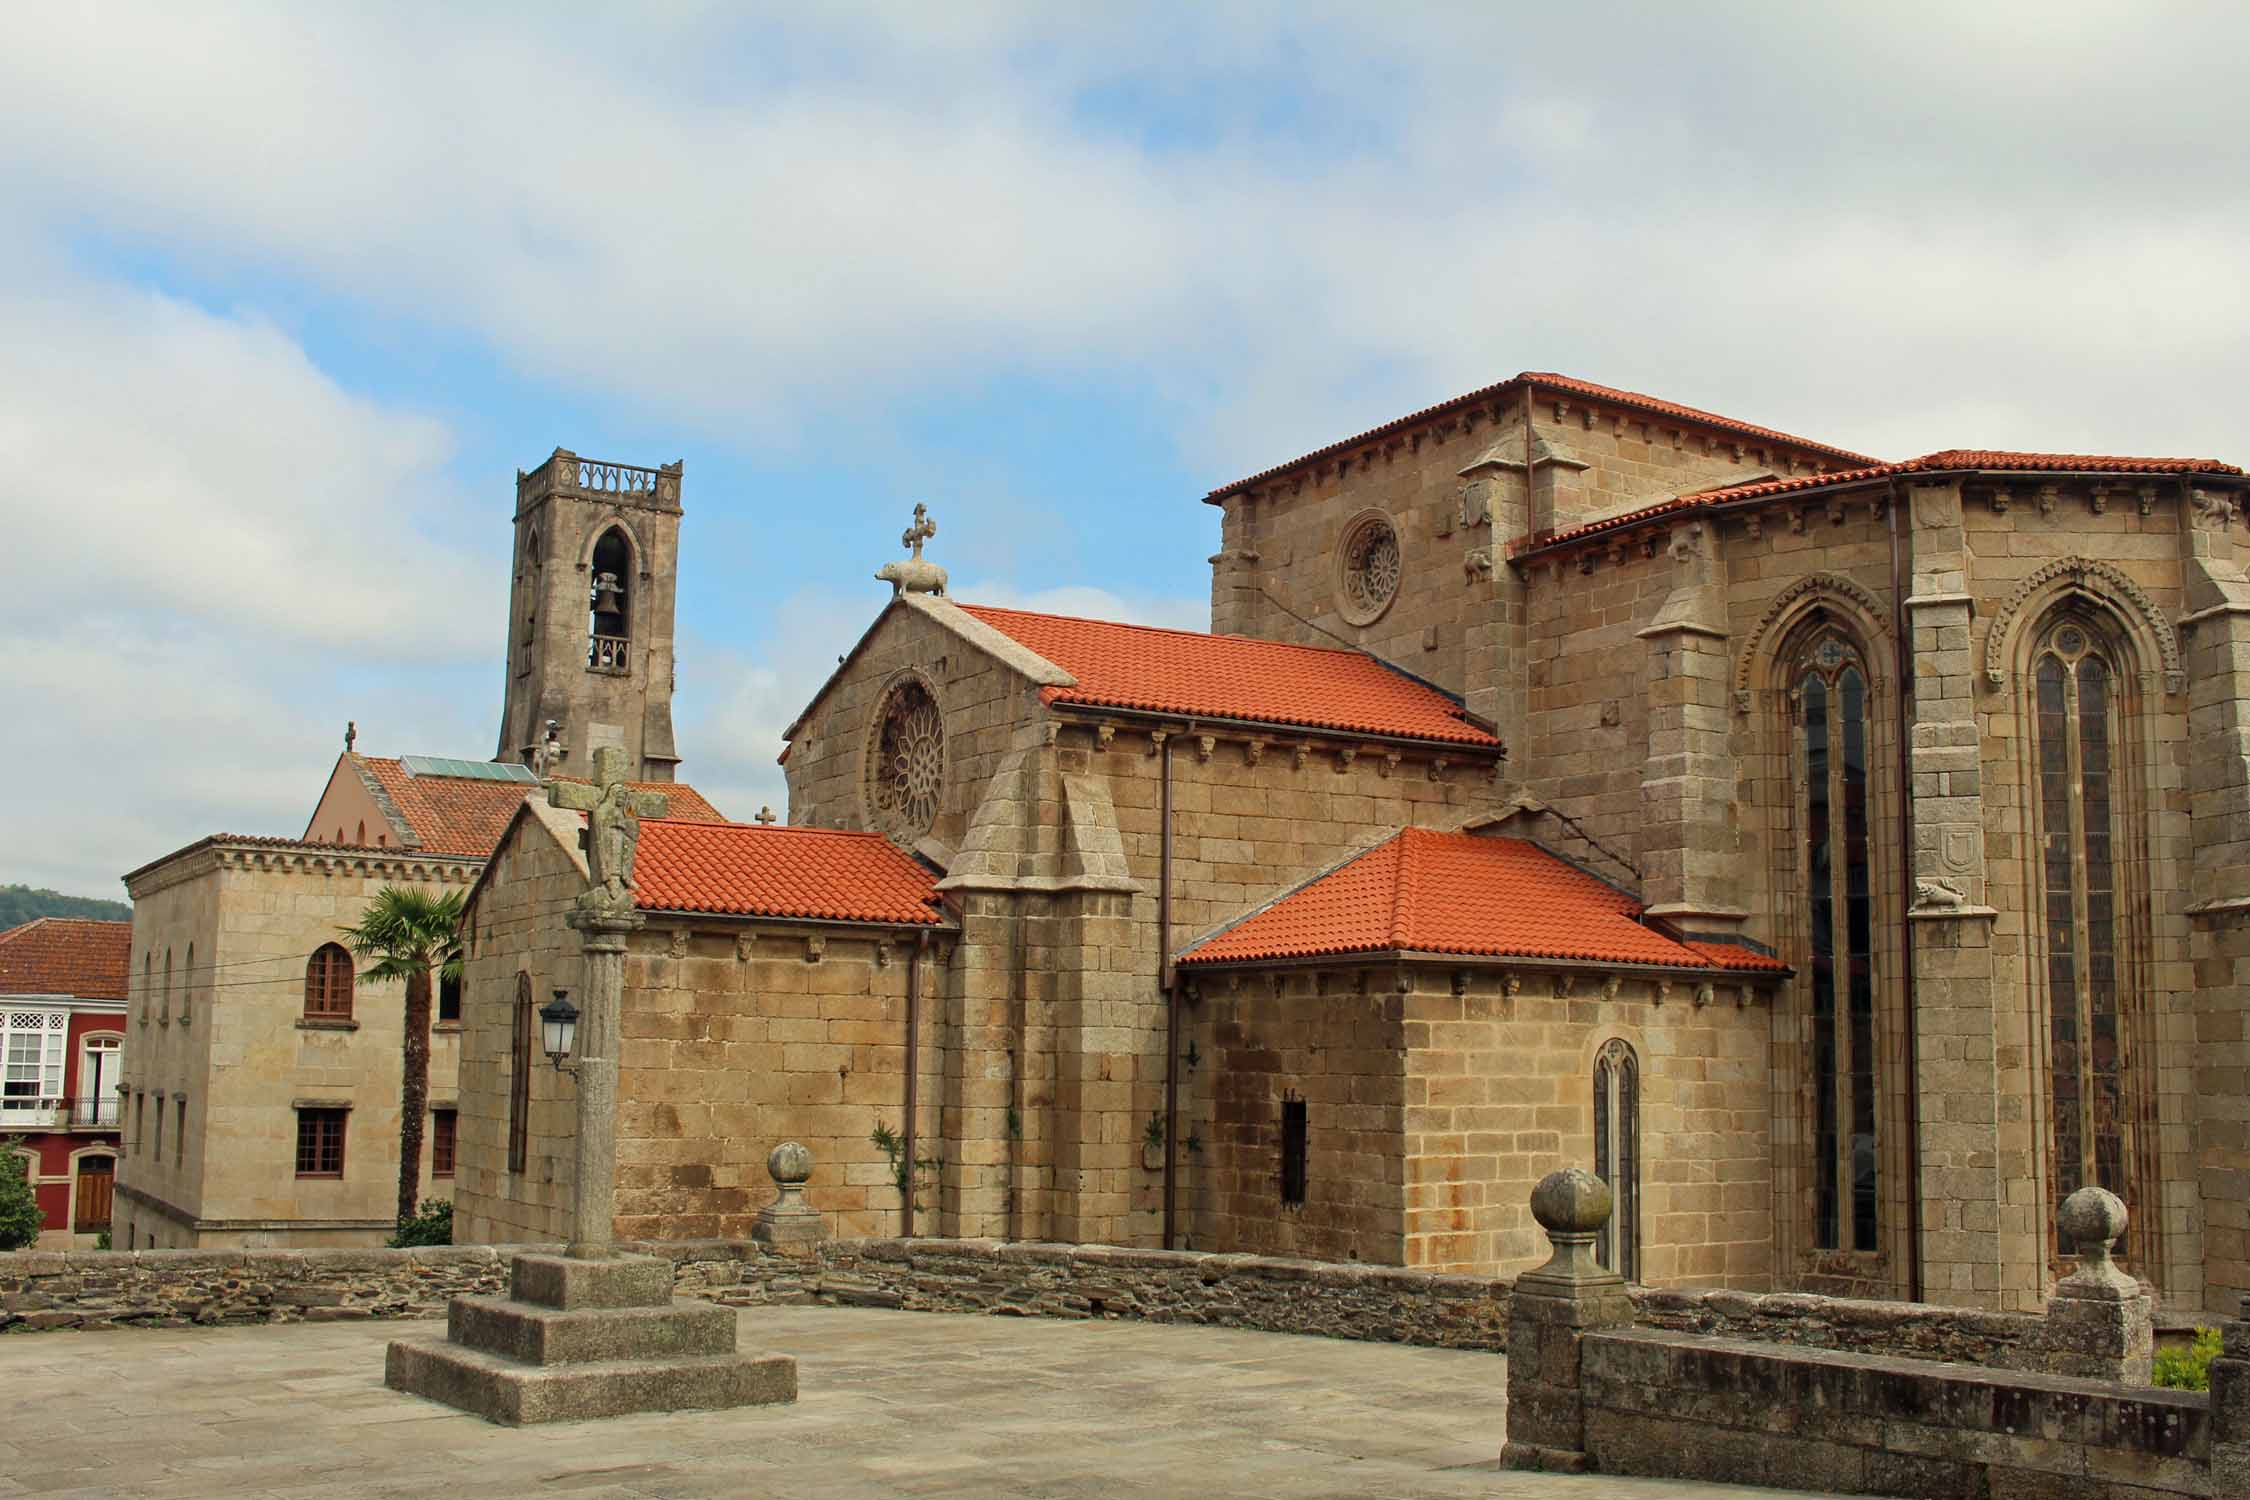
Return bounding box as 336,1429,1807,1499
1337,510,1402,625
867,677,945,842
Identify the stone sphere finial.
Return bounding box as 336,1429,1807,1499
2059,1185,2127,1267
768,1141,813,1186
1531,1167,1614,1237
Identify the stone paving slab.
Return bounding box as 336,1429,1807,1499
0,1305,1849,1497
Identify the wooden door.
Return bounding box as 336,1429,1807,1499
74,1156,113,1231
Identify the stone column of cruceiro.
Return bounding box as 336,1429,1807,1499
548,746,666,1258
1499,1167,1636,1474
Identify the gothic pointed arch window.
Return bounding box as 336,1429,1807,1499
1794,628,1880,1252
587,526,632,673
1593,1038,1639,1281
2029,608,2150,1263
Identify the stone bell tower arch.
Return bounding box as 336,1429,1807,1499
496,448,684,782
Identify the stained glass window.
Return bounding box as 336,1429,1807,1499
2034,623,2129,1215
1798,639,1879,1252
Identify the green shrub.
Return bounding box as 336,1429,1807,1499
2153,1326,2222,1391
93,1230,110,1251
0,1141,43,1251
387,1198,453,1248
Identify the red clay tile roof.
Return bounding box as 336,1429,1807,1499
1206,370,1878,499
0,918,132,1000
1177,829,1786,973
1508,449,2244,557
356,757,725,857
956,604,1501,749
631,820,946,925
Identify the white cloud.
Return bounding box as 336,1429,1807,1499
12,1,2243,479
0,245,497,894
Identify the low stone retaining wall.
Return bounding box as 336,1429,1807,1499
0,1238,1512,1350
662,1237,1514,1350
0,1247,510,1331
1631,1285,2054,1372
1583,1326,2210,1498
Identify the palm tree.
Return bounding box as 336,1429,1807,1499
341,886,466,1226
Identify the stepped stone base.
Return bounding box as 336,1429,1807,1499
385,1337,796,1425
384,1252,797,1426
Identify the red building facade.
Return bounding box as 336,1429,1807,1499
0,919,128,1245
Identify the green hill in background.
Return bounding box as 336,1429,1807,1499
0,884,130,928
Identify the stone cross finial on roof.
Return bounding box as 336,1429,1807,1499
755,806,779,824
876,503,948,596
344,721,357,753
548,746,669,915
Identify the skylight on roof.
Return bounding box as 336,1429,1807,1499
399,756,542,784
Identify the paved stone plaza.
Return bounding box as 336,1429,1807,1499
0,1306,1848,1498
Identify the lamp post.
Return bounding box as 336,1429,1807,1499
540,992,579,1071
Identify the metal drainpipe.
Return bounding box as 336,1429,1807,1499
1160,732,1178,1250
902,928,926,1239
1887,479,1925,1303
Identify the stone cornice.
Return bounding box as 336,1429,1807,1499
124,837,481,899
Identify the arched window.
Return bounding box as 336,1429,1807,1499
181,943,194,1025
2031,613,2143,1240
140,954,151,1025
587,527,632,672
508,972,533,1174
304,944,355,1021
1796,632,1880,1252
1593,1038,1639,1281
161,949,173,1024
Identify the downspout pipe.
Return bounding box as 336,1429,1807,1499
902,928,927,1238
1160,732,1179,1250
1887,479,1925,1303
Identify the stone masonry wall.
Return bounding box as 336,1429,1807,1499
1582,1326,2210,1499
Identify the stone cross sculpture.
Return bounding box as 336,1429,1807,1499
876,503,948,596
546,746,667,1258
548,747,669,916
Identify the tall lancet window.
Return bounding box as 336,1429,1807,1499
1798,635,1878,1252
2034,618,2131,1218
1593,1038,1639,1281
587,527,631,672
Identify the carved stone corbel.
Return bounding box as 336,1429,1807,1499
805,934,826,964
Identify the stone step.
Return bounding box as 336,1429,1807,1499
385,1335,796,1426
509,1252,674,1311
448,1295,738,1366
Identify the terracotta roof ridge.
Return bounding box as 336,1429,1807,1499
958,602,1382,661
1387,828,1421,950
1205,369,1878,499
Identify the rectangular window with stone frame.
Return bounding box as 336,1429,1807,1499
431,1108,456,1178
295,1108,346,1178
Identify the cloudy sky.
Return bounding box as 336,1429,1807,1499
6,1,2248,898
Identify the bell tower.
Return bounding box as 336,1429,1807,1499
496,448,684,782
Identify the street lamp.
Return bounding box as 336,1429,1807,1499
541,990,579,1072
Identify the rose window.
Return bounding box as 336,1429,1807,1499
1337,512,1402,625
867,678,945,842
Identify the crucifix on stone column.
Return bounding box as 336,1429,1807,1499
547,747,668,1258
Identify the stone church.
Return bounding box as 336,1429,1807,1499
450,374,2250,1319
